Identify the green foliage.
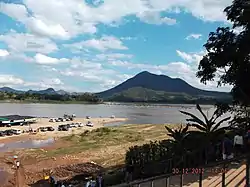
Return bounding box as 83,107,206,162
0,91,102,103
180,104,230,134
197,0,250,106
106,87,231,104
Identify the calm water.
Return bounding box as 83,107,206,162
0,138,55,152
0,103,231,125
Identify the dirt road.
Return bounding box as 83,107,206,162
15,166,25,187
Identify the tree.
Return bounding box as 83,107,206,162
165,125,189,167
180,104,230,136
165,125,189,145
180,104,231,163
196,0,250,106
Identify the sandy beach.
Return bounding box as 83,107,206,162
0,117,127,141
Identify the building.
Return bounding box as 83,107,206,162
0,115,37,127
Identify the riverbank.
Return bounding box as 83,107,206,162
0,117,127,142
0,124,178,186
0,99,103,104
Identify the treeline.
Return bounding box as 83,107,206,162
106,95,232,105
0,92,102,103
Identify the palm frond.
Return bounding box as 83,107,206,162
188,123,207,132
180,110,206,127
211,116,231,132
165,126,175,134
196,104,210,125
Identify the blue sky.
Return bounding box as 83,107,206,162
0,0,235,92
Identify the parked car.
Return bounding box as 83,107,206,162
4,130,14,136
58,125,68,131
39,127,47,132
76,122,83,127
0,131,5,136
56,118,61,122
86,116,91,119
49,118,56,122
70,123,78,128
12,129,22,135
46,127,55,131
86,121,93,127
66,124,71,129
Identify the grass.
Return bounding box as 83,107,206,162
37,124,174,158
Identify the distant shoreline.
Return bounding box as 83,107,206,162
0,100,103,104
0,100,218,105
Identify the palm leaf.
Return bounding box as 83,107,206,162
183,125,189,133
188,123,207,132
196,104,210,125
165,126,175,134
186,119,207,129
211,116,231,132
180,111,206,127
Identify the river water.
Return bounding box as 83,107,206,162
0,103,231,125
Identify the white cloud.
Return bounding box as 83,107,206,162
96,53,133,60
42,78,64,85
0,75,24,85
176,50,203,64
65,36,128,52
0,0,230,40
120,36,138,41
0,49,9,57
26,18,71,39
148,0,230,22
186,34,202,40
107,50,231,92
34,53,69,65
0,32,58,54
138,11,177,25
0,3,28,22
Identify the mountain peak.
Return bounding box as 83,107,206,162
97,71,229,99
45,88,55,91
138,71,151,75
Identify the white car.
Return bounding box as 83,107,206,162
49,118,56,122
76,122,83,127
86,121,93,127
86,116,91,119
12,129,22,135
70,123,78,128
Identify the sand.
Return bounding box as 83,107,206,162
0,117,127,141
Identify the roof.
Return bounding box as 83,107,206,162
0,115,36,120
0,118,9,121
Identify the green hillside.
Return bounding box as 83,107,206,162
105,87,231,104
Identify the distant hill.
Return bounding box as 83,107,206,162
27,88,58,95
96,71,231,103
0,87,24,94
0,87,68,95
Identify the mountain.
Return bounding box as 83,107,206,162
0,87,24,94
96,71,231,103
56,89,69,95
0,87,69,95
27,88,58,95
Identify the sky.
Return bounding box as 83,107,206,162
0,0,236,92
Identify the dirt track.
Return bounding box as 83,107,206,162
15,166,25,187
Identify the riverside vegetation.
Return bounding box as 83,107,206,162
0,91,102,103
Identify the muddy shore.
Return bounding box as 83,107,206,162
0,117,127,143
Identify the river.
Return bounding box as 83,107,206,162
0,103,231,125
